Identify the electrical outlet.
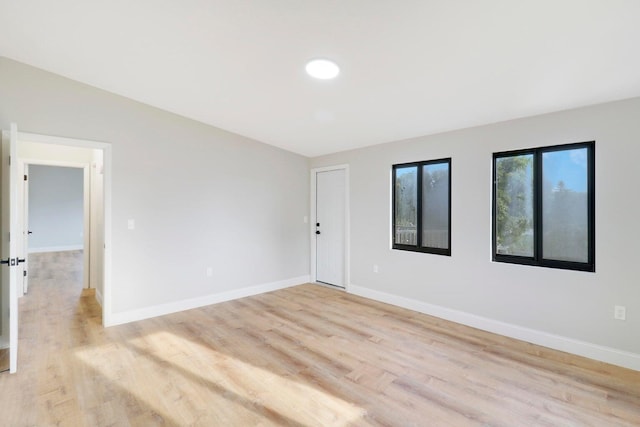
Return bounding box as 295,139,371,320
373,264,379,273
127,219,135,230
614,305,626,321
206,267,213,277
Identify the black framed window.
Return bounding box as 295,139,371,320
393,158,451,255
492,141,595,272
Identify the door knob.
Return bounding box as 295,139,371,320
316,230,321,235
27,230,33,235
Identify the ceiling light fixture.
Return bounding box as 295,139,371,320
305,59,340,80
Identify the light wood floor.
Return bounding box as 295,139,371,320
1,252,639,426
0,348,7,373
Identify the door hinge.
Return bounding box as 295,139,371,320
24,174,27,181
23,270,27,277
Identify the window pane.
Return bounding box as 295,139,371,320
394,166,417,245
422,162,449,249
542,148,589,263
495,154,534,257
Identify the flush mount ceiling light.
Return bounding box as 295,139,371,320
305,59,340,79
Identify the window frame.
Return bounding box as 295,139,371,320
392,158,452,256
492,141,595,272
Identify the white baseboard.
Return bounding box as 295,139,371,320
95,288,103,308
349,284,640,372
28,245,83,254
107,275,310,327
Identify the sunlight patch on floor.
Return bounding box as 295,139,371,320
75,331,365,426
74,341,185,425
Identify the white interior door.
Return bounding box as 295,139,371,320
315,169,346,287
1,123,20,373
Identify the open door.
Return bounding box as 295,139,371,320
1,123,21,373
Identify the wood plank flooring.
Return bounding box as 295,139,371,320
0,251,639,426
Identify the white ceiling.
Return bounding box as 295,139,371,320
1,1,640,157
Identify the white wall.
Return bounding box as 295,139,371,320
0,57,310,321
28,165,84,251
311,97,640,369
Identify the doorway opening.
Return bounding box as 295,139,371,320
17,136,109,311
21,161,92,288
22,164,86,295
2,126,111,373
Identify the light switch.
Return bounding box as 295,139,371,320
127,219,135,230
